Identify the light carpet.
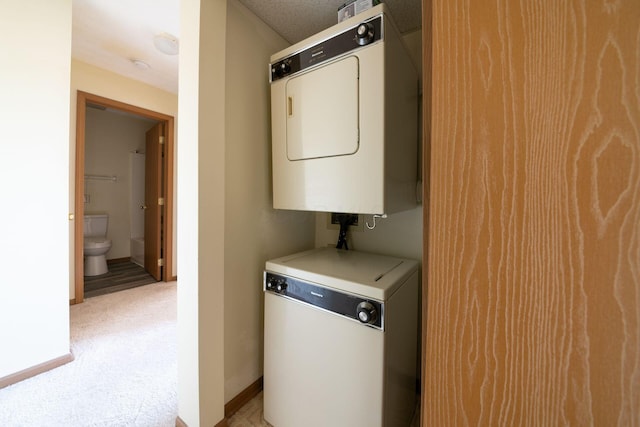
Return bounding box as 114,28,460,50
0,282,177,427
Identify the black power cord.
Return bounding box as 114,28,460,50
335,214,354,250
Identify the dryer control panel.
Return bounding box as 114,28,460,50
264,271,384,330
270,15,383,82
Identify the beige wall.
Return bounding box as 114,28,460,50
223,0,316,402
177,0,227,425
0,1,72,378
84,108,157,259
314,207,423,260
69,60,178,298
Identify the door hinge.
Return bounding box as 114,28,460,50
158,197,165,205
157,258,164,267
159,136,165,144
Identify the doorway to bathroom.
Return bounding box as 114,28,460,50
74,91,175,304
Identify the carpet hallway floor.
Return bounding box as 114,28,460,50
0,281,177,426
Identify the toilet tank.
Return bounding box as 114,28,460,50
84,214,108,237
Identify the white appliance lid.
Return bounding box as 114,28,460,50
265,247,418,300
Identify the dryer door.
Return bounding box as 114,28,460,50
285,55,359,161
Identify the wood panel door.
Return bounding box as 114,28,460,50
145,122,163,281
422,0,640,425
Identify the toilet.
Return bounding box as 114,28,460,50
83,214,112,276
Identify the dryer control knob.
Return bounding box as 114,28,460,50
355,22,375,46
356,301,377,324
279,62,291,75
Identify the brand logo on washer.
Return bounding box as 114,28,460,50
310,291,324,298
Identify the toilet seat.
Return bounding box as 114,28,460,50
84,237,112,249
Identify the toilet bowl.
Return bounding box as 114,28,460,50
83,214,112,276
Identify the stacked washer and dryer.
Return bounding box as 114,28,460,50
264,4,419,427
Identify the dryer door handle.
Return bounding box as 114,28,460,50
288,96,293,117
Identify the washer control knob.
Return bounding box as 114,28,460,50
266,276,277,290
275,280,287,293
355,22,375,46
356,301,377,324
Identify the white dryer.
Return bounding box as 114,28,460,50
269,4,418,215
263,247,419,427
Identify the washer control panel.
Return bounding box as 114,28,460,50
264,271,384,330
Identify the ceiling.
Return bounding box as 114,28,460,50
72,0,422,94
72,0,180,93
237,0,422,45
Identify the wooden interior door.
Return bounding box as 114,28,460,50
422,0,640,425
145,122,164,281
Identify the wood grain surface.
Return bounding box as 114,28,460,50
422,0,640,425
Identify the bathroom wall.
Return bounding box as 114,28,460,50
84,107,158,260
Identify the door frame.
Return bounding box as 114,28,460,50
74,90,175,304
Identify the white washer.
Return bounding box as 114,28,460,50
263,247,419,427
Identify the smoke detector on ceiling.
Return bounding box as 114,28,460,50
154,32,179,55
